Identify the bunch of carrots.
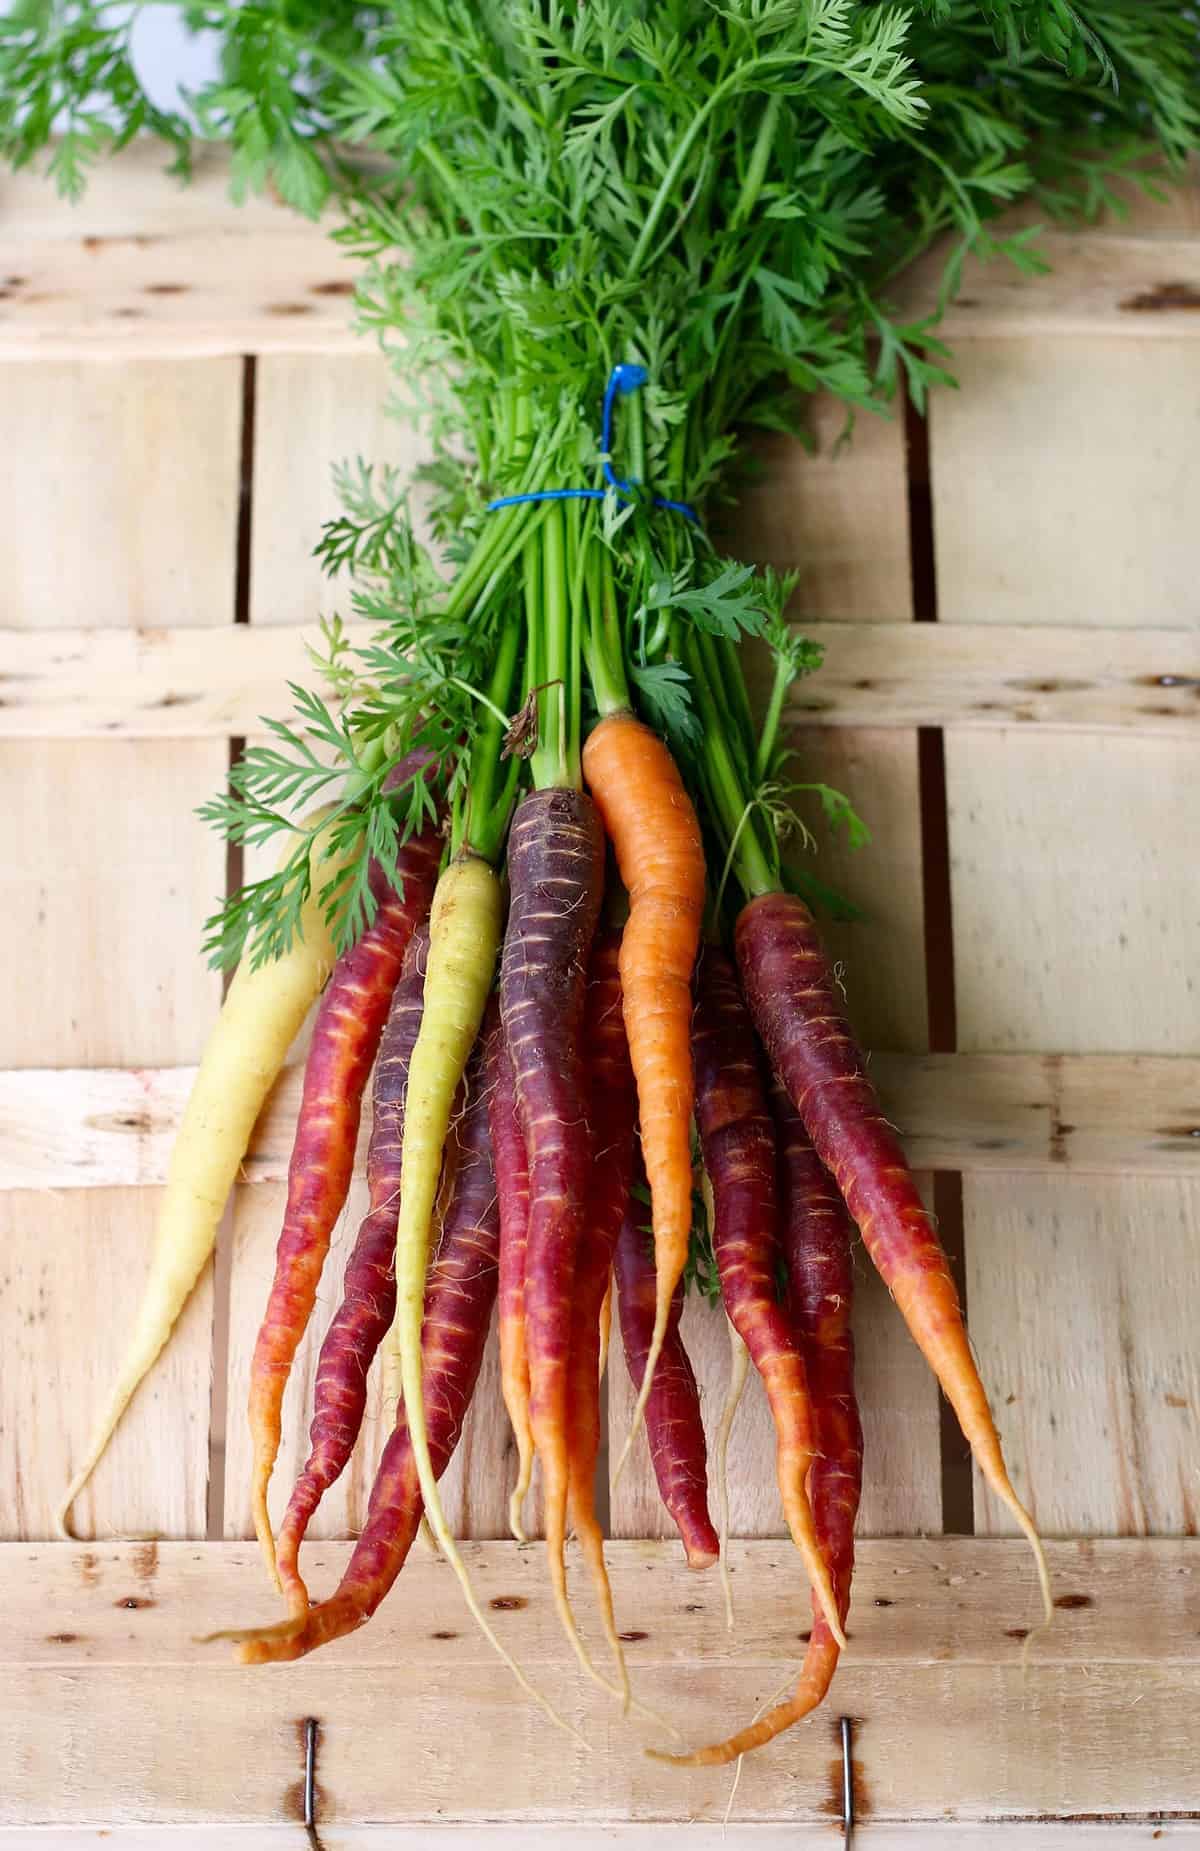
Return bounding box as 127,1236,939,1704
32,0,1199,1770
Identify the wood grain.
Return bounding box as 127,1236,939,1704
4,146,1195,358
0,143,360,359
933,336,1200,1540
3,1832,1195,1851
932,342,1200,629
0,359,241,630
8,1051,1195,1192
896,228,1200,339
248,354,431,627
0,1541,1195,1825
9,618,1193,739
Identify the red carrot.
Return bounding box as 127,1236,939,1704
566,927,638,1697
690,946,843,1645
500,788,605,1669
735,892,1050,1618
488,1027,534,1542
658,1085,863,1763
614,1189,719,1571
248,814,441,1583
225,1016,500,1666
273,919,430,1618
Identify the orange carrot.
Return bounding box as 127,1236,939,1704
215,1016,500,1665
582,712,705,1473
273,921,430,1617
689,946,843,1646
658,1083,862,1764
247,816,440,1584
736,891,1051,1622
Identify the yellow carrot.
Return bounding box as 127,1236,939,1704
57,824,342,1541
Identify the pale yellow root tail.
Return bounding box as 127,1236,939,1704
598,1277,613,1384
612,1283,670,1489
57,821,343,1542
250,1476,281,1593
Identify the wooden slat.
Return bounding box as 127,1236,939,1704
0,360,242,630
3,1539,1192,1668
0,1541,1195,1826
896,228,1200,339
5,1834,1197,1851
4,149,1197,358
0,359,240,1543
932,342,1200,630
932,335,1200,1540
0,144,359,360
248,353,431,626
9,1050,1194,1193
7,617,1194,740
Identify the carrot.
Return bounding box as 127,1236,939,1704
487,1025,534,1542
713,1314,749,1630
657,1085,863,1764
597,1277,613,1386
272,920,430,1618
248,816,441,1585
690,946,843,1646
582,713,705,1475
391,851,571,1730
735,891,1051,1621
565,926,638,1703
56,819,345,1541
217,1016,501,1665
499,787,606,1679
614,1186,719,1571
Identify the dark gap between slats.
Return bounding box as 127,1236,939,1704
206,356,258,1542
905,392,974,1538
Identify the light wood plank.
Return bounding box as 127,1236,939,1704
2,1540,1192,1669
0,359,239,1542
0,360,241,629
3,1831,1196,1851
0,143,359,360
3,149,1198,358
6,1051,1197,1193
249,354,431,627
0,1192,214,1543
0,744,224,1069
934,332,1200,1540
13,1665,1200,1826
7,618,1194,740
897,228,1200,339
0,1542,1195,1825
931,342,1200,629
949,735,1198,1060
730,395,913,620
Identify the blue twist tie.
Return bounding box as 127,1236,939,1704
486,363,699,524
